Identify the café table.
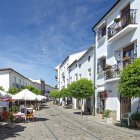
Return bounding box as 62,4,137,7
13,112,26,123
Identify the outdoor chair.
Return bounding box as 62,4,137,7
26,113,34,122
121,112,131,127
26,109,35,122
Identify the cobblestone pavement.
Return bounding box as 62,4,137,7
0,102,140,140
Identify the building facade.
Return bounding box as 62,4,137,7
0,68,53,95
68,46,95,114
55,51,86,90
93,0,140,121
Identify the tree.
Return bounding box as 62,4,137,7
69,78,94,99
25,85,41,95
60,88,72,107
8,87,21,95
60,88,71,98
68,78,94,115
119,58,140,112
50,90,61,104
119,58,140,98
0,86,4,91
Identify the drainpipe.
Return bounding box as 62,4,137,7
93,45,96,116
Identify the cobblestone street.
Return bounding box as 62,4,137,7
0,102,140,140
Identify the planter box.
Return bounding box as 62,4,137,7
105,117,113,124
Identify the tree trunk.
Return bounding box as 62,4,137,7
137,97,140,112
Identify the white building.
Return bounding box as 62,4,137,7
0,68,54,95
68,46,95,114
0,68,34,91
93,0,140,121
55,51,86,90
44,84,55,98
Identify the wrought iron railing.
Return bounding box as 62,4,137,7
104,64,120,80
104,58,135,80
108,9,137,39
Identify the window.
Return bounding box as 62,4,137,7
19,79,21,84
79,64,81,68
75,73,78,81
97,57,106,73
75,64,77,67
88,68,91,80
123,43,134,67
79,74,81,79
14,77,16,83
97,23,106,40
121,4,130,28
88,56,91,62
70,77,72,84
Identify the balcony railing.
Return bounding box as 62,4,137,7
108,9,137,39
105,58,135,80
104,64,120,80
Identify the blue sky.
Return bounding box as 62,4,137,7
0,0,116,86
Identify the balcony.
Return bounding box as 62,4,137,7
104,64,120,81
104,58,135,81
108,9,137,42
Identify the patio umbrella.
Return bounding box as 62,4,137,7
37,95,47,101
0,90,11,98
12,89,37,101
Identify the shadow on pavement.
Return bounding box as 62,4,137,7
34,117,49,122
73,111,91,115
114,122,140,131
40,106,50,109
0,125,26,140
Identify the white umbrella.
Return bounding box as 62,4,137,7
37,95,47,101
0,90,11,98
12,89,37,101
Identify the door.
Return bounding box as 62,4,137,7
120,96,131,119
121,4,130,28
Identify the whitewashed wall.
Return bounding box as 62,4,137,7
0,72,10,91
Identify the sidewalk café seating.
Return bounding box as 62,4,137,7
13,112,26,123
121,112,132,127
26,108,34,122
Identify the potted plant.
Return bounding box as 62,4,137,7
114,18,120,23
105,64,112,70
131,112,140,128
103,109,113,124
105,69,114,79
8,113,15,128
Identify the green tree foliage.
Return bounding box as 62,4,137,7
25,85,41,95
0,86,4,91
50,90,61,99
8,87,21,95
68,78,94,99
60,88,71,98
119,58,140,98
